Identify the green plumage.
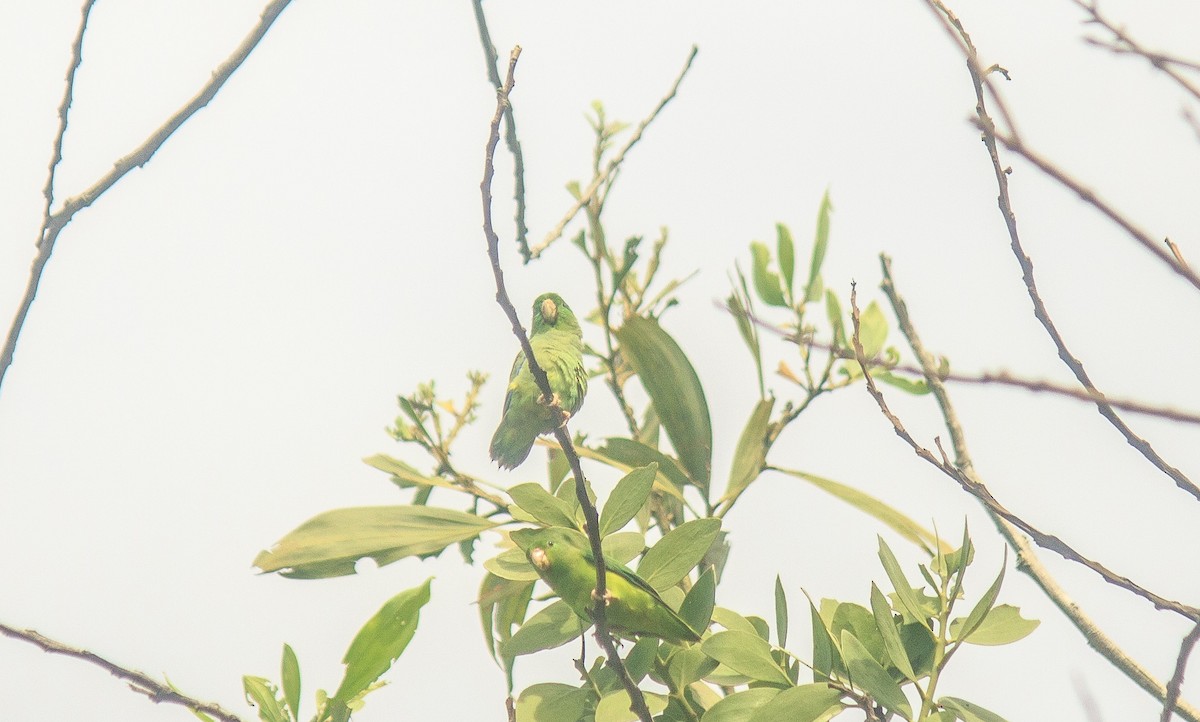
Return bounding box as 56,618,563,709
490,293,587,469
511,527,702,645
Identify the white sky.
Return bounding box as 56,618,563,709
2,1,1199,720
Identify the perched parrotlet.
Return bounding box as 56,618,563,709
489,293,587,469
511,527,702,645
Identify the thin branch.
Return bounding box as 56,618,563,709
471,0,529,261
1163,622,1200,722
920,0,1200,503
0,0,294,395
1070,0,1200,105
0,622,244,722
480,47,652,722
530,45,699,260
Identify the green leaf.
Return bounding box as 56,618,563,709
602,531,646,565
679,567,716,636
702,631,791,686
805,191,833,303
808,599,840,682
840,630,911,719
666,644,719,689
824,289,846,349
874,371,930,395
832,603,887,666
899,622,936,677
362,454,458,494
595,690,668,722
243,676,286,722
938,697,1011,722
749,683,845,722
877,537,931,631
479,573,534,665
592,438,691,498
331,578,431,707
624,636,660,683
713,606,759,635
502,600,583,657
599,464,658,536
509,483,578,529
951,604,1038,646
253,507,499,578
615,316,712,489
774,576,788,648
515,683,592,722
483,548,540,582
774,468,943,555
721,398,775,505
281,644,301,720
637,518,722,591
870,584,915,680
857,301,888,359
701,688,781,722
777,223,796,303
926,713,957,722
954,557,1006,643
750,241,787,307
731,267,766,398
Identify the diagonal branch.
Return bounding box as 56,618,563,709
1163,621,1200,722
919,0,1200,503
0,0,295,396
529,45,699,260
0,622,244,722
480,47,653,722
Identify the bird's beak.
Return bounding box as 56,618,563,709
540,298,558,325
530,547,550,571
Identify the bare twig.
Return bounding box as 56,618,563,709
1163,622,1200,722
480,47,652,722
919,0,1200,503
471,0,529,261
530,45,699,259
0,0,294,395
0,623,244,722
1071,0,1200,104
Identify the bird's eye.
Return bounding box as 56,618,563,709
547,541,555,547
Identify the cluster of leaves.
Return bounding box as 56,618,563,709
236,580,431,722
248,108,1037,722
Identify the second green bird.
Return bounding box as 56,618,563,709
490,292,587,469
511,527,702,645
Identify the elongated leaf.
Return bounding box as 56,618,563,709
602,531,646,565
638,518,722,591
751,242,787,307
502,600,583,657
870,583,915,680
874,371,930,395
666,644,719,690
938,697,1011,722
806,191,832,303
808,598,839,682
841,631,911,719
243,676,286,722
702,688,781,722
363,454,458,493
281,644,301,720
722,398,775,504
332,579,431,707
578,440,687,502
877,537,931,631
599,464,658,536
615,316,712,488
509,483,578,529
595,690,668,722
679,567,717,636
774,576,789,648
729,268,765,398
824,289,846,349
484,548,540,581
702,631,791,686
749,683,845,722
479,573,534,664
857,301,888,359
516,683,592,722
774,468,945,554
254,507,499,577
950,604,1039,646
955,558,1006,643
777,223,795,303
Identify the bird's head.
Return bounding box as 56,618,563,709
530,292,575,333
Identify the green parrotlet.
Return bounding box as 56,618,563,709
489,293,587,469
511,527,702,645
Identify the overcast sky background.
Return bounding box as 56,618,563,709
2,1,1199,720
